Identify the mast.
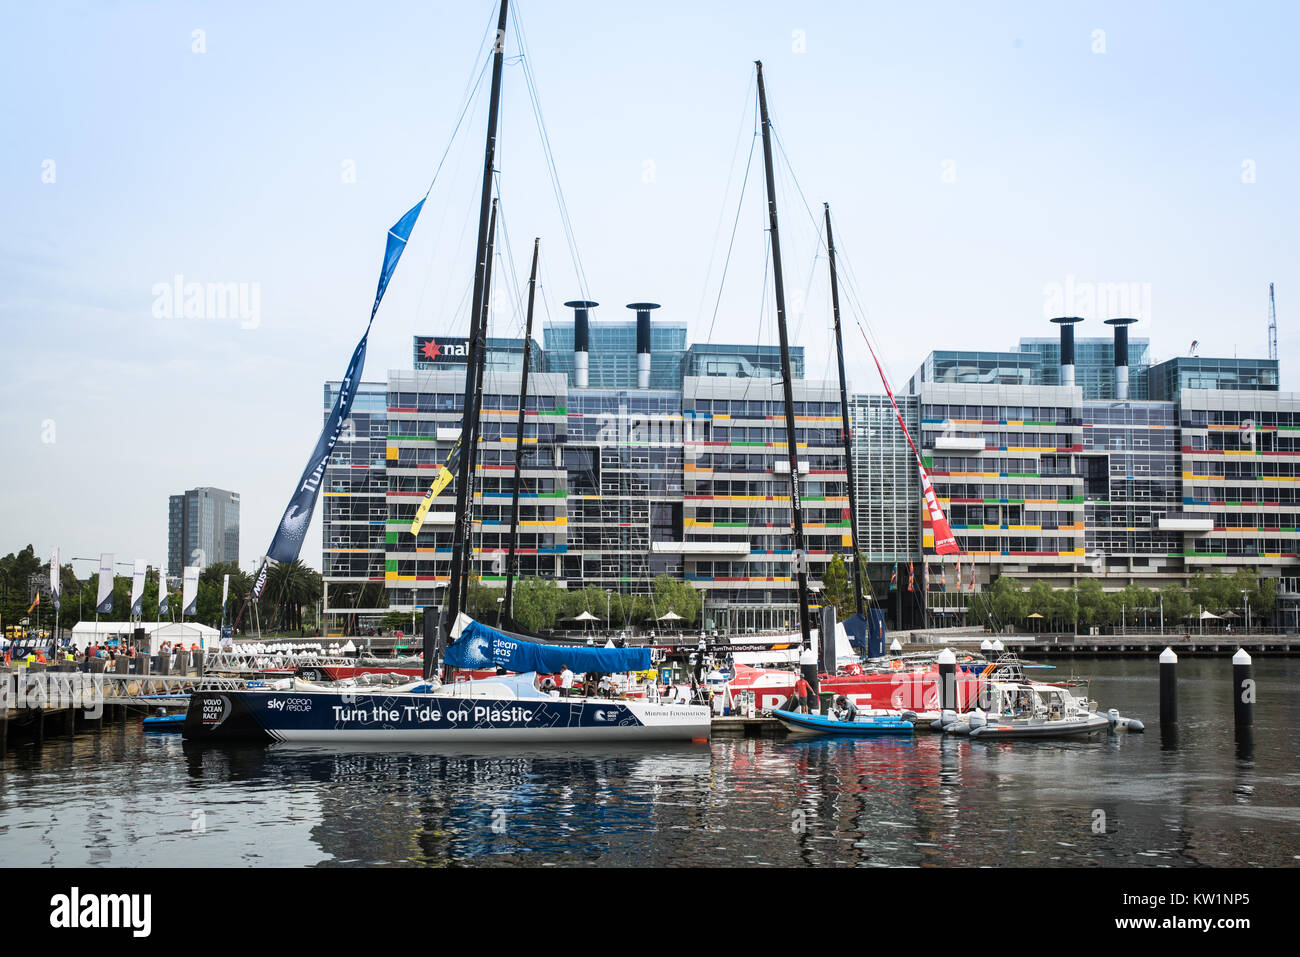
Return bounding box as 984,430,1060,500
439,0,510,670
755,60,813,651
823,203,866,621
504,238,540,625
457,197,499,615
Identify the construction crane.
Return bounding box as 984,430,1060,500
1269,282,1278,361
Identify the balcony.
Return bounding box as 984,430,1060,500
1158,514,1214,533
934,435,986,453
651,541,751,556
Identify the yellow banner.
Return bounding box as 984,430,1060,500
409,466,454,535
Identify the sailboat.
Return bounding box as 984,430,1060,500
184,0,710,744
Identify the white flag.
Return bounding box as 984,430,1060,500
221,574,230,612
182,566,200,617
50,546,61,612
96,553,115,614
130,559,148,616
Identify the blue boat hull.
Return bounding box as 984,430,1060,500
773,709,913,736
181,689,711,744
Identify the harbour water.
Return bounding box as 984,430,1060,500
2,657,1297,867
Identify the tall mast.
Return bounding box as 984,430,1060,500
504,238,540,625
437,0,509,673
458,197,499,615
823,203,866,620
755,60,812,651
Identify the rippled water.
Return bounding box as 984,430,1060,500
2,658,1297,867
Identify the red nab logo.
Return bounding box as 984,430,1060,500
417,337,469,363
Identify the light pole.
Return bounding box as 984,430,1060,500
1159,591,1164,635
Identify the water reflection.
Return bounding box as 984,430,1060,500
1,659,1297,866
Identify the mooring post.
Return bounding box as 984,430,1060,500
1159,646,1178,727
1232,648,1254,734
937,647,957,712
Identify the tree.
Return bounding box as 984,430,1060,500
1076,578,1114,627
651,575,703,626
263,560,322,632
1026,580,1056,627
987,576,1027,626
510,578,564,633
820,555,854,622
1159,583,1193,627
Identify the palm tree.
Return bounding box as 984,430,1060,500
263,560,322,633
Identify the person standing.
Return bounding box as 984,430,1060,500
560,664,574,698
793,674,813,714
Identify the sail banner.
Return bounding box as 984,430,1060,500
182,566,200,617
265,198,426,565
410,434,462,536
252,561,270,600
410,466,454,536
446,618,652,674
859,326,961,555
158,566,169,616
130,559,147,616
96,553,114,614
50,546,61,612
221,574,230,614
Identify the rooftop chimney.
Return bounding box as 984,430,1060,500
564,299,598,387
1105,317,1138,400
627,302,660,389
1050,316,1084,388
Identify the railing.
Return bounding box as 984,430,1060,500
2,668,248,711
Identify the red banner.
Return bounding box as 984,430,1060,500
861,327,961,555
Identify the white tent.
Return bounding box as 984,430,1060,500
68,621,219,652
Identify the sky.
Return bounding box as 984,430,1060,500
2,0,1297,578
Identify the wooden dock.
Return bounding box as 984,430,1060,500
1,666,249,751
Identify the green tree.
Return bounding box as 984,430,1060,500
987,576,1027,626
263,560,322,632
1159,583,1194,627
650,574,703,626
1076,578,1115,627
510,578,565,632
820,555,854,623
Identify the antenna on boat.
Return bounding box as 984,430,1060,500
436,0,510,679
823,202,867,622
755,60,813,653
504,237,540,626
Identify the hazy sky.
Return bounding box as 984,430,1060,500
2,0,1296,577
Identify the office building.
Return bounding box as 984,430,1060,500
167,487,240,574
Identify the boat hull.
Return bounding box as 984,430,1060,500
181,689,711,744
773,709,914,736
969,714,1110,740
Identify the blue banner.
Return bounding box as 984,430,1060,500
446,619,652,674
265,198,424,565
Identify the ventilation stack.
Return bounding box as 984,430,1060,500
627,302,660,389
1050,316,1084,388
564,299,598,387
1105,317,1138,400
